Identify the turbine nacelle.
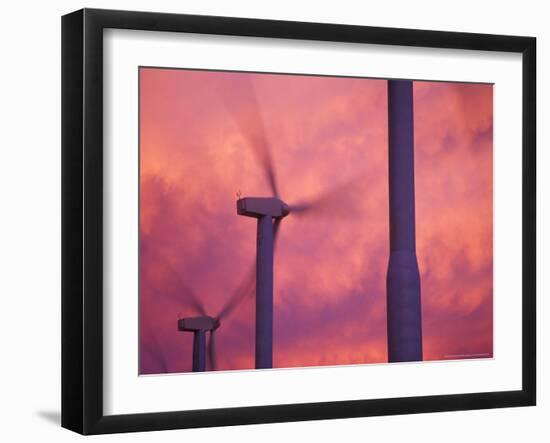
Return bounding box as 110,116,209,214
178,316,220,332
237,197,290,219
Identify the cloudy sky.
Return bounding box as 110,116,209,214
139,68,493,374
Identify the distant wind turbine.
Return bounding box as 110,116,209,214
176,267,255,372
155,251,256,372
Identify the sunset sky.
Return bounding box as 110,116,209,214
139,68,493,374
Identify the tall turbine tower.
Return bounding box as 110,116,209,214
386,79,423,362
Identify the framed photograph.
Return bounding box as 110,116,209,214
61,8,536,435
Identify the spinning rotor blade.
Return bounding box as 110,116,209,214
220,75,279,197
207,330,217,371
163,270,206,316
289,175,368,219
143,322,170,374
273,218,283,250
152,249,206,316
216,262,256,321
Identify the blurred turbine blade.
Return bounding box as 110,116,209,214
143,321,169,374
152,248,207,316
220,74,279,197
217,262,256,320
208,330,217,371
164,270,206,316
273,218,283,250
290,175,367,219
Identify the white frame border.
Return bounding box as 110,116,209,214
103,29,523,415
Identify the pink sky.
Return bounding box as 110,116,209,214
139,68,493,374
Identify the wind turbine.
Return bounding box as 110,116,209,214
153,247,256,372
178,315,220,372
223,75,365,369
386,79,423,362
175,264,256,372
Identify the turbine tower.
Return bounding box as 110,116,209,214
153,248,256,373
178,316,220,372
386,79,423,362
173,267,256,372
237,198,289,368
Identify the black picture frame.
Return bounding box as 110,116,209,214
61,8,536,435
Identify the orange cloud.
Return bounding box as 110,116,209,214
139,69,493,374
